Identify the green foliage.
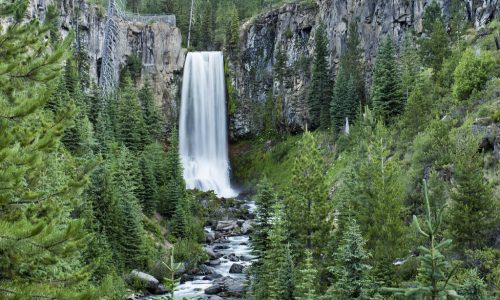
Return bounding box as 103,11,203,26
447,129,497,250
308,22,332,129
342,20,365,106
453,48,496,101
139,80,164,141
331,63,358,131
286,130,332,259
371,36,403,123
294,250,319,300
251,177,278,258
385,180,461,299
420,1,450,73
400,32,421,100
456,269,489,300
326,219,380,300
0,3,99,297
253,200,294,300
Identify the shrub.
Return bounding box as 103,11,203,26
453,48,496,101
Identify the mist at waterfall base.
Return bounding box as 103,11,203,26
179,52,237,198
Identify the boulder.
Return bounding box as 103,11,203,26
208,259,221,266
205,230,216,244
204,284,223,295
216,220,237,231
213,244,230,251
219,276,245,297
229,263,245,274
241,220,254,234
226,253,239,262
129,270,162,294
203,273,223,280
206,249,222,260
198,264,214,275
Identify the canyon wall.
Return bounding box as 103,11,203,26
229,0,498,139
7,0,185,123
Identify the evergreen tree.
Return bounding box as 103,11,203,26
294,250,319,300
0,3,96,297
286,131,332,259
457,269,489,300
400,32,421,101
107,146,148,270
139,80,163,142
138,153,159,215
420,1,449,73
117,75,147,152
385,180,461,299
252,177,278,258
256,201,293,300
342,123,407,282
326,219,379,300
307,22,331,129
227,7,240,54
331,63,358,131
371,36,403,123
448,132,497,250
161,127,185,217
343,20,365,107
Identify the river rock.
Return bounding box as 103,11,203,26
229,263,245,274
241,220,254,234
218,276,245,297
208,259,221,266
203,273,223,280
202,295,224,300
199,264,215,275
213,244,230,251
205,230,216,244
206,249,222,260
226,253,239,262
129,270,162,294
216,220,237,231
204,284,223,295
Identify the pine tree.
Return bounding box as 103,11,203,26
138,153,159,215
294,250,319,300
457,269,489,300
448,132,497,250
343,123,407,282
107,146,148,270
139,80,163,142
0,2,96,297
258,201,292,300
117,75,147,152
331,64,358,131
286,131,332,259
371,36,403,123
307,22,331,129
252,177,278,258
343,20,365,107
161,127,186,217
400,32,421,101
419,1,449,73
326,219,379,300
385,180,462,299
227,7,240,54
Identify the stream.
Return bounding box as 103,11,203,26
143,200,257,300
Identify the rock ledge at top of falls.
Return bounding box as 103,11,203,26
228,0,497,140
6,0,185,125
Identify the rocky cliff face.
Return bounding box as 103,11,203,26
229,0,498,139
15,0,185,123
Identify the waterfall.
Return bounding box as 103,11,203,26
179,52,237,198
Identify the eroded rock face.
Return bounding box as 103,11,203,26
14,0,185,125
229,0,497,139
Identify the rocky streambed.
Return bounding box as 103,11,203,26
138,199,257,300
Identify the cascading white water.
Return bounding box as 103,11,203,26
179,52,237,198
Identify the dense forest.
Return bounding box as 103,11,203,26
0,0,499,299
